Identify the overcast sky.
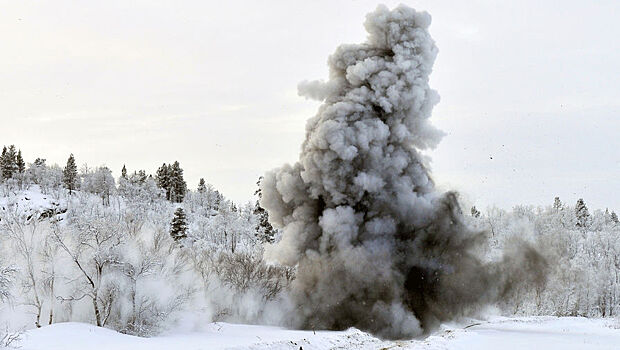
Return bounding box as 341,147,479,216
1,0,618,210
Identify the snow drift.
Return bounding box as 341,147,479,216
260,4,547,339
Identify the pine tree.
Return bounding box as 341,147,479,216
0,145,17,180
213,190,222,211
197,178,206,193
575,198,590,229
33,158,46,167
170,207,188,242
7,145,17,174
16,150,25,173
470,206,481,218
63,154,78,195
121,165,127,179
0,147,6,181
155,162,186,203
553,197,562,211
168,161,186,203
612,211,619,224
134,170,147,183
156,163,171,200
139,170,147,183
253,177,276,243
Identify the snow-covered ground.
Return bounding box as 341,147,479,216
13,317,620,350
0,185,66,219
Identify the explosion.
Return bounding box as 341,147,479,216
260,4,546,339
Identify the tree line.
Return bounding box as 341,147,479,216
1,145,276,249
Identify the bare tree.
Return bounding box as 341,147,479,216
1,207,45,327
52,205,123,327
40,233,60,325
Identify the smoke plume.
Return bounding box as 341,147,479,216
260,4,546,339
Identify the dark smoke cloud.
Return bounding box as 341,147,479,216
260,4,546,339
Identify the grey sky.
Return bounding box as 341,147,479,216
1,1,618,210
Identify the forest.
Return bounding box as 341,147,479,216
0,144,617,340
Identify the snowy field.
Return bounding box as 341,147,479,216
14,317,620,350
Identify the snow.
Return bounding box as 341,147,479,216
14,322,356,350
14,317,620,350
0,185,66,221
447,317,620,350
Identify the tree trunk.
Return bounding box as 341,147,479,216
93,296,102,327
48,277,55,325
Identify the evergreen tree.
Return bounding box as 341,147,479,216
155,162,186,203
16,150,25,173
121,165,128,179
169,161,186,203
63,154,79,194
575,198,590,229
133,170,147,184
172,162,187,203
33,158,46,167
612,211,619,224
0,145,17,180
197,178,206,193
470,206,481,218
170,207,188,242
213,190,222,211
553,197,562,211
253,177,276,243
7,145,17,174
156,163,171,200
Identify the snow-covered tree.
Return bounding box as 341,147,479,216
553,197,562,211
156,163,171,200
16,150,25,174
63,154,78,195
52,202,124,327
81,166,115,205
39,164,64,195
0,208,48,327
0,158,286,333
168,161,186,203
156,162,186,203
253,177,276,244
0,263,16,303
197,178,206,193
475,202,620,317
1,145,18,180
575,198,590,230
28,158,46,185
170,208,188,242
